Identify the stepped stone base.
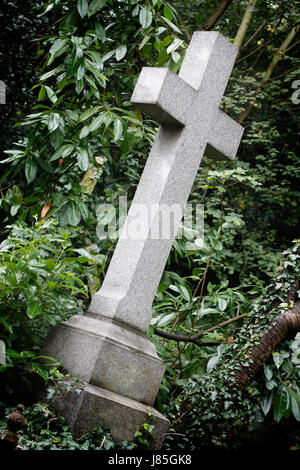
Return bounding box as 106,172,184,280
42,313,169,448
52,381,169,449
44,313,165,405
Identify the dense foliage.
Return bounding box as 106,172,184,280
0,0,299,450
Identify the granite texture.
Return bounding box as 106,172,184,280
0,81,5,104
52,380,169,449
43,314,165,406
89,31,244,333
42,31,244,448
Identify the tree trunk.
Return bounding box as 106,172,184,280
238,24,300,123
235,301,300,388
234,0,259,49
264,24,299,81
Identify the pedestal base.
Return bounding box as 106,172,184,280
44,313,165,405
52,381,169,449
42,313,169,448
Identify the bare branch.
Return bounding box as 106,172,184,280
154,311,250,346
202,0,234,31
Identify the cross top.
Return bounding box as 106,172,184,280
131,31,243,160
89,32,244,333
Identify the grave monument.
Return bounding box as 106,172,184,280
43,31,244,448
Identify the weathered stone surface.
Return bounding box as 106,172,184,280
44,314,165,405
89,31,244,333
0,81,5,105
52,381,169,449
42,31,244,449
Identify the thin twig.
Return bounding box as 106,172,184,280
99,436,106,449
154,311,249,345
46,417,58,431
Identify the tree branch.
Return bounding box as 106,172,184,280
154,312,250,346
154,328,220,347
201,0,234,31
235,301,300,387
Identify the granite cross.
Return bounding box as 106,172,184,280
89,31,244,332
44,32,244,446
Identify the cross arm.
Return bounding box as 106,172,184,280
130,67,196,127
205,110,244,161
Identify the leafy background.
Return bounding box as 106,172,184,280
0,0,299,450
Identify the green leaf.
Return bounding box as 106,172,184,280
172,51,181,63
166,38,183,54
40,65,64,81
139,35,151,51
132,4,139,16
48,39,67,65
89,113,105,132
67,201,81,226
1,150,25,164
50,127,64,150
263,363,273,381
272,351,289,369
72,248,97,262
153,312,177,327
77,0,88,17
38,85,45,101
261,392,273,416
274,387,289,423
79,125,89,140
95,22,106,42
50,144,74,162
47,113,61,132
6,348,22,358
76,147,89,171
139,7,153,29
175,281,192,302
207,344,226,373
88,0,106,17
116,45,127,62
289,389,300,421
218,297,227,312
102,50,116,62
75,78,84,95
44,86,58,103
79,106,102,122
84,74,98,90
163,5,173,20
26,300,42,319
25,158,37,183
207,355,219,373
76,63,85,81
161,16,181,34
66,45,83,78
31,362,49,381
113,119,123,141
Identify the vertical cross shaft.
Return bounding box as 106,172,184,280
89,31,244,333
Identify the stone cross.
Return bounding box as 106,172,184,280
88,31,244,331
0,80,6,104
43,31,243,448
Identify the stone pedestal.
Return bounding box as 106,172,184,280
52,381,169,449
43,313,169,447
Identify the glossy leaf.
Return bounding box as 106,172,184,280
77,147,89,171
116,45,127,62
88,0,106,17
25,158,37,183
77,0,88,17
139,7,153,29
